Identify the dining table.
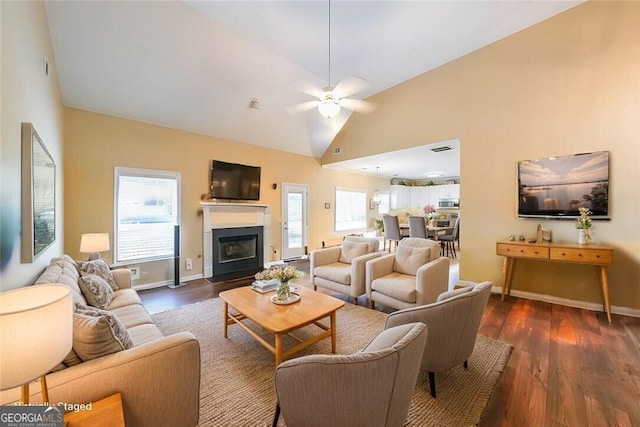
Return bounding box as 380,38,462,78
399,223,454,242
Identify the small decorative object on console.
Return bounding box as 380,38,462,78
576,207,593,244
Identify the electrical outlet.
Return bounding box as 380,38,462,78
185,258,193,270
130,267,140,280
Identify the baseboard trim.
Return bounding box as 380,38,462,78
490,286,640,319
133,273,204,291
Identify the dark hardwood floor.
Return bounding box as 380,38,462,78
138,261,640,426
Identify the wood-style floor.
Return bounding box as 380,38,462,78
138,261,640,426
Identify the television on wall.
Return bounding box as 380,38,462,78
210,160,261,201
518,151,609,219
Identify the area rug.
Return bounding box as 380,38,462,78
152,297,512,426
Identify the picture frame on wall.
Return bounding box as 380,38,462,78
21,122,56,263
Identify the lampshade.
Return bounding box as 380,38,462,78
318,99,341,118
0,284,72,391
79,233,110,253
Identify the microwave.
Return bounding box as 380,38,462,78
438,199,460,209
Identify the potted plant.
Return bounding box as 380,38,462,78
576,207,592,244
375,218,384,235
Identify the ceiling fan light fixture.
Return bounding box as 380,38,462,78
318,98,341,118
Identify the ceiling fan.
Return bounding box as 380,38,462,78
286,1,376,119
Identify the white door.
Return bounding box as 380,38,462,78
281,183,308,260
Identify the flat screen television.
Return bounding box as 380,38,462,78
518,151,609,219
210,160,261,201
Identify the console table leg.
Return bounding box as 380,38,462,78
501,257,514,301
599,266,612,323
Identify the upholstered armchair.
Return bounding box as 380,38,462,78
385,281,492,397
272,322,427,427
366,237,450,310
311,236,381,304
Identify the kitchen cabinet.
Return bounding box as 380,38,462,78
390,185,411,209
390,184,460,210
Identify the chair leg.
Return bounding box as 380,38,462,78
428,372,436,398
272,401,281,427
353,297,358,305
369,299,375,310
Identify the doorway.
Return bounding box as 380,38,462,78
281,183,308,260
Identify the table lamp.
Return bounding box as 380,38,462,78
0,284,72,404
79,233,110,260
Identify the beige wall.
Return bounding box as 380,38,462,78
0,1,65,291
324,2,640,311
64,108,388,286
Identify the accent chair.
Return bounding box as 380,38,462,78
310,236,381,304
385,280,492,398
272,322,427,427
366,238,449,311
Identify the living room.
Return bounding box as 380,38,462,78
1,0,639,425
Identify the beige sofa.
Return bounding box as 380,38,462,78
0,255,201,427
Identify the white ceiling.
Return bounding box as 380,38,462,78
44,0,582,176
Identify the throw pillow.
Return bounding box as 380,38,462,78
338,241,369,264
394,246,430,276
72,303,133,362
76,258,118,290
78,274,115,309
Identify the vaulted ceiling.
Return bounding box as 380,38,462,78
44,0,582,176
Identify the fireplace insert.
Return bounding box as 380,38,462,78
211,226,263,282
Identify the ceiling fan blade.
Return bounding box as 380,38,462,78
333,75,370,99
285,100,320,114
290,79,325,99
340,98,376,114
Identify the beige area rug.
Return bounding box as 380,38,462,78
152,297,512,427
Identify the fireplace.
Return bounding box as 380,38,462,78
211,226,263,282
200,201,271,280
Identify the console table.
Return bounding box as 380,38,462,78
496,240,614,322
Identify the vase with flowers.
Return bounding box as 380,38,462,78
255,265,304,302
423,204,436,226
576,207,593,244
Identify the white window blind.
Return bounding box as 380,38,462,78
335,187,367,232
114,167,180,263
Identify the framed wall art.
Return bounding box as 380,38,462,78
21,122,56,263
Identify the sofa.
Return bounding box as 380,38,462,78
0,255,201,427
310,236,382,304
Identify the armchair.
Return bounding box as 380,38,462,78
366,238,449,310
272,322,427,427
385,281,492,397
311,236,381,304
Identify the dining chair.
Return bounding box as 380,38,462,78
408,215,428,239
382,214,403,252
440,217,460,258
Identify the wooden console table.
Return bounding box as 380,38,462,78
496,240,614,322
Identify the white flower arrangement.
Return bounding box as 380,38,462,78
255,265,304,283
576,207,593,229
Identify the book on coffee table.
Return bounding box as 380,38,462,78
251,279,278,293
251,280,301,294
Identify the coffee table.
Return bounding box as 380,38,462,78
219,285,345,365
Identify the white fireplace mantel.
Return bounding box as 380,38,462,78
200,201,271,279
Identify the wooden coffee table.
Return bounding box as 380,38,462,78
219,285,345,365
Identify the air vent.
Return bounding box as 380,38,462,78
333,147,342,155
431,145,453,153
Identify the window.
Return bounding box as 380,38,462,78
335,187,367,232
114,167,180,264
